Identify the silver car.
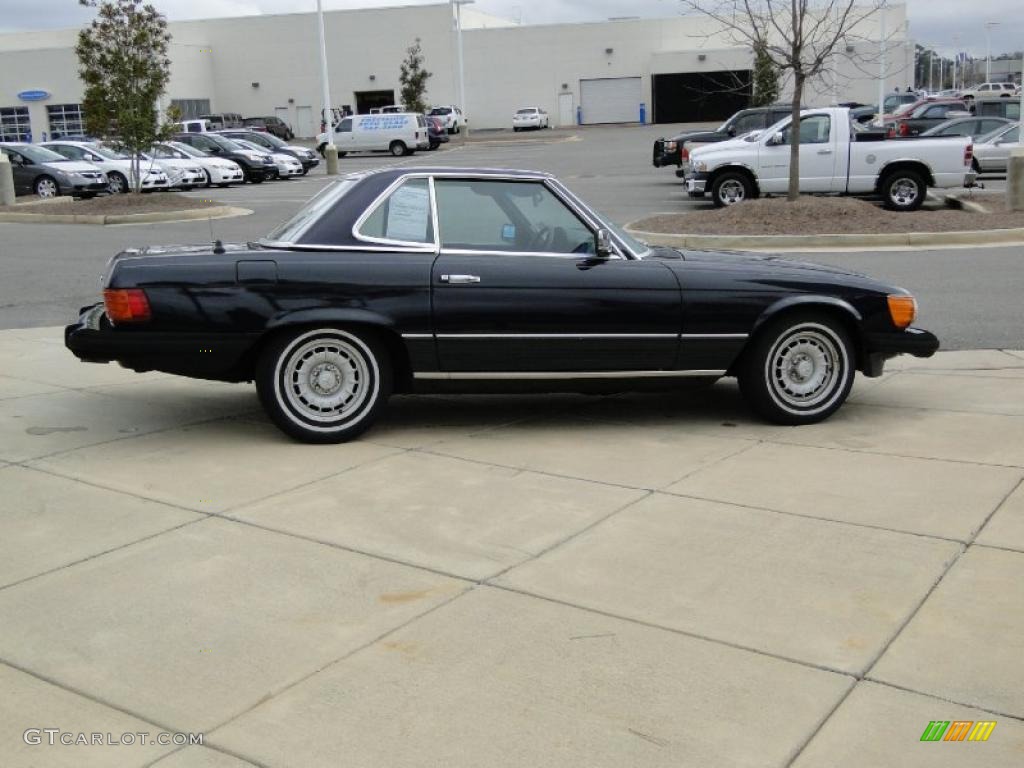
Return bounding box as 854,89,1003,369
972,123,1022,174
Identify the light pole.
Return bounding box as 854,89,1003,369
316,0,338,174
877,7,886,118
985,22,999,82
452,0,473,138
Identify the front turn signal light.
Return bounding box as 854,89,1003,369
887,295,917,329
104,288,151,324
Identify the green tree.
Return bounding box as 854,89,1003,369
399,38,432,114
751,43,780,107
75,0,176,192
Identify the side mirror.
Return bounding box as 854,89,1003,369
769,132,785,146
595,228,614,257
727,126,737,137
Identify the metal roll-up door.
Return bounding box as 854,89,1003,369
579,77,641,125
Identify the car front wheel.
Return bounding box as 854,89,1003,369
256,328,392,443
881,169,925,211
738,313,855,425
711,171,753,207
35,176,59,198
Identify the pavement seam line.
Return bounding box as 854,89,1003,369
781,677,860,768
488,583,858,679
858,474,1024,683
199,586,474,744
858,677,1024,723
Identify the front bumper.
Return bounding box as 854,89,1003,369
863,327,940,376
686,172,709,197
61,179,109,196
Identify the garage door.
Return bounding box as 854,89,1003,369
580,77,641,125
653,71,752,123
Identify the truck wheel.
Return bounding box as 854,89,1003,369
881,169,925,211
738,312,855,425
389,141,407,157
711,172,753,207
256,327,392,443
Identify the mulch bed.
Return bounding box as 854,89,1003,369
0,193,220,215
632,197,1024,236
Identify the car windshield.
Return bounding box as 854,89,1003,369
9,144,67,163
168,142,206,158
207,134,245,152
516,109,537,114
238,132,284,149
430,107,452,115
979,124,1014,144
233,139,262,152
263,176,362,242
93,144,130,160
893,102,918,116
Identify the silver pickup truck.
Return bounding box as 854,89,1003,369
686,107,976,211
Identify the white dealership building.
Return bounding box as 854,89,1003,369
0,1,913,140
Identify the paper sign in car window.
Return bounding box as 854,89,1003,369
386,184,430,242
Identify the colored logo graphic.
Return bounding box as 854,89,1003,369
920,721,996,742
17,90,51,102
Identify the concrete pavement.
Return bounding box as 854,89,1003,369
1,328,1023,766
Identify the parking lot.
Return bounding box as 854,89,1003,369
2,124,1024,767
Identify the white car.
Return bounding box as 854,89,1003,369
428,105,465,134
961,82,1017,101
972,123,1022,174
139,149,206,190
155,142,244,186
513,107,550,131
232,138,303,178
41,141,169,193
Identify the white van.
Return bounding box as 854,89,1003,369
316,113,429,157
176,119,213,133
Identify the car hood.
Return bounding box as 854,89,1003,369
681,249,872,278
668,129,727,143
689,136,759,160
43,161,103,173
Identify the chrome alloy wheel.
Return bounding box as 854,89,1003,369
888,176,920,208
276,333,375,427
35,177,58,198
717,178,746,205
765,325,846,414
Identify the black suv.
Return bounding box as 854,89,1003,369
242,116,294,141
172,132,276,183
218,129,319,173
653,105,794,171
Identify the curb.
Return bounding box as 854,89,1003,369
0,205,253,225
624,224,1024,251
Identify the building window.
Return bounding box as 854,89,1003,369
47,104,84,138
170,98,211,120
0,106,31,142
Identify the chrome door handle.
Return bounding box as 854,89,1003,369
817,149,833,155
440,274,481,284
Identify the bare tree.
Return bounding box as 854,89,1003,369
680,0,888,201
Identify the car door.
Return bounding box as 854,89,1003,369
757,114,838,194
430,176,681,373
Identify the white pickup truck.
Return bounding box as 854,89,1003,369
686,107,975,211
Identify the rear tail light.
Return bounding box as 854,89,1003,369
887,295,918,329
964,143,973,166
104,288,151,324
680,147,690,161
887,125,896,138
897,122,910,137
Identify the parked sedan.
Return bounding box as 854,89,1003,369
65,167,938,443
886,100,969,137
172,132,277,183
513,107,549,131
136,149,206,190
0,142,108,198
217,129,319,173
152,142,245,187
40,141,168,194
972,123,1022,174
919,116,1012,140
231,138,303,178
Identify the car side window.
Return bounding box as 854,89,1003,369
338,118,352,133
358,178,434,245
780,115,830,145
434,179,595,254
732,112,764,134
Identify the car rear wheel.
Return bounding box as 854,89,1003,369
256,328,392,443
881,169,925,211
389,141,407,157
738,313,855,425
108,172,128,194
34,176,59,198
711,171,753,207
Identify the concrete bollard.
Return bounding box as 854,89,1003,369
325,144,339,176
1009,149,1024,212
0,152,15,206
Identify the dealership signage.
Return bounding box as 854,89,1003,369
17,89,51,102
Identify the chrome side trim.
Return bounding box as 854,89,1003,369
414,370,726,381
433,333,678,339
439,248,624,261
680,333,749,340
401,333,434,340
262,241,435,254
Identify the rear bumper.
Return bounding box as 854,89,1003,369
65,304,260,382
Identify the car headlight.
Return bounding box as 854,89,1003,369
694,161,708,173
664,141,677,151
